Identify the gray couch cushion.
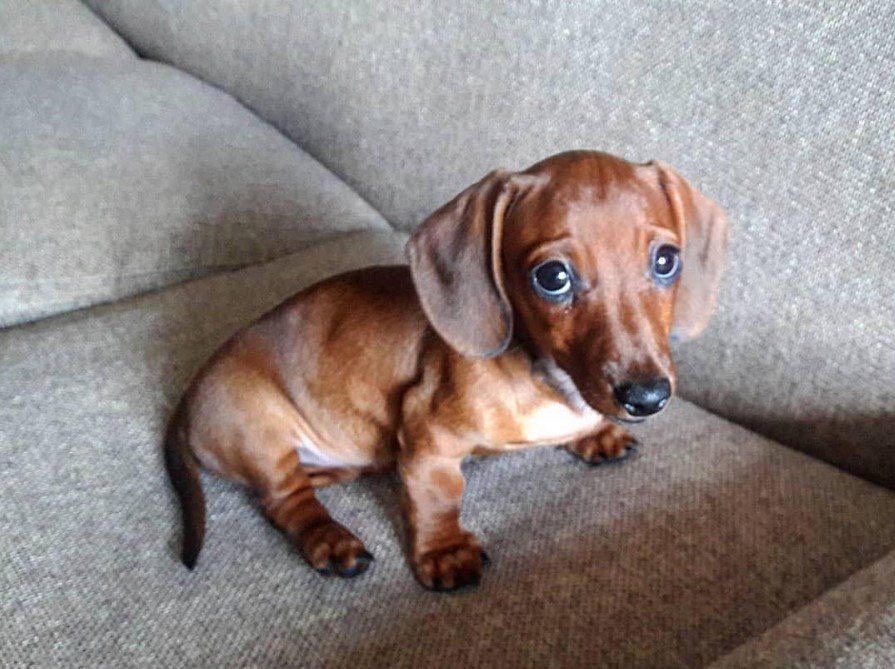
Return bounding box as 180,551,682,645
0,0,132,60
3,230,895,668
85,0,895,487
0,55,388,328
710,551,895,669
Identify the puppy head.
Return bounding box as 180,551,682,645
407,151,728,421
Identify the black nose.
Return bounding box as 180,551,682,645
613,378,671,417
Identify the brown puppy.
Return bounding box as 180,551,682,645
165,151,728,591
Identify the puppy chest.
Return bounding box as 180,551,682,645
504,401,602,446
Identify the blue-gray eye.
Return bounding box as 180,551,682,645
651,244,681,285
532,260,573,301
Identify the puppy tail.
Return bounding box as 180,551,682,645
163,401,206,570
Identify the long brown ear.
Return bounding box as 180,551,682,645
653,161,729,341
406,170,519,357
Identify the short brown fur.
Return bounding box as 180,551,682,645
164,150,727,590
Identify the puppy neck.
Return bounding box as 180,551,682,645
529,356,593,414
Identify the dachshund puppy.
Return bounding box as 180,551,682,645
165,150,728,591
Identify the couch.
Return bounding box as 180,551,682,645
2,1,894,667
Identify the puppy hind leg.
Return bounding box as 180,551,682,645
199,376,374,577
255,446,373,578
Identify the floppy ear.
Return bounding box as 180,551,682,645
653,161,729,341
406,170,518,357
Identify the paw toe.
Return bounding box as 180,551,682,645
334,549,374,578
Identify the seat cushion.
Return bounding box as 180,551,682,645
0,0,132,60
85,0,895,487
0,55,388,328
710,550,895,668
3,230,895,668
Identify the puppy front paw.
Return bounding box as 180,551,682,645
565,422,638,465
413,532,487,592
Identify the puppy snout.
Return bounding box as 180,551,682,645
613,378,671,417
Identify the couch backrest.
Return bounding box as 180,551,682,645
84,1,895,486
0,0,389,328
0,0,132,59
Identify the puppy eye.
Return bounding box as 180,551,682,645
531,260,574,301
651,244,681,285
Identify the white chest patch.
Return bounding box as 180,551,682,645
514,357,602,444
295,439,348,468
520,401,601,444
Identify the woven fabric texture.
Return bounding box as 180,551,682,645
0,0,132,60
0,55,387,328
710,550,895,668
